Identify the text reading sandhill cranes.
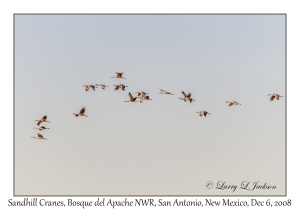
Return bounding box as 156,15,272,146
8,197,292,208
31,72,283,140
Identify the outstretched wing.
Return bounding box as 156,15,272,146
37,120,42,126
187,92,192,98
182,91,186,97
128,92,133,99
80,107,86,114
37,133,43,138
42,115,47,121
115,85,120,90
270,95,275,101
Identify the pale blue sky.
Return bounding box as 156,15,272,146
15,15,285,195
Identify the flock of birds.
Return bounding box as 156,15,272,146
30,115,50,140
30,72,283,141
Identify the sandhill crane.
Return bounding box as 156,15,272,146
114,84,128,91
178,91,195,103
35,115,50,126
140,95,152,103
83,85,97,91
30,133,47,140
136,91,149,97
268,93,283,101
33,126,50,131
110,72,126,79
121,84,128,91
72,107,88,117
95,84,109,90
159,89,174,95
196,111,211,117
225,101,241,106
124,92,139,102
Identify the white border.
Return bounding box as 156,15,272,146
1,0,299,209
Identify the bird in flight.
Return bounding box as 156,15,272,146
178,91,195,103
196,110,211,117
267,93,283,101
124,92,139,102
114,84,128,91
30,133,47,140
33,126,50,131
83,85,97,91
35,115,50,126
72,107,88,117
95,84,109,90
136,91,149,97
225,101,241,106
110,72,126,79
140,94,152,103
159,89,173,95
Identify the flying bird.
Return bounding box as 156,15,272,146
124,92,139,102
110,72,126,79
178,91,195,103
225,101,241,106
30,133,47,140
159,89,173,95
140,94,152,103
72,107,88,117
83,85,97,91
196,111,211,117
95,84,109,90
268,93,283,101
136,91,149,97
33,126,50,131
114,84,128,91
35,115,50,126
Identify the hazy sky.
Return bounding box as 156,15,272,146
15,14,285,195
